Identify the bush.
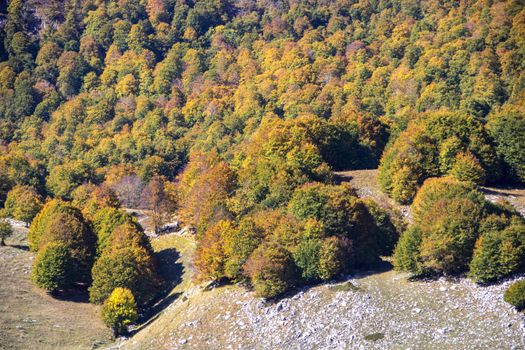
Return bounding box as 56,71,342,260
102,288,138,337
469,217,525,283
318,236,346,280
0,219,13,246
193,220,230,281
293,239,322,281
504,280,525,311
89,223,158,305
244,241,298,298
3,185,42,225
38,211,96,283
393,226,423,274
31,242,73,292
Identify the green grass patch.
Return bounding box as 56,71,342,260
364,332,385,341
329,281,361,292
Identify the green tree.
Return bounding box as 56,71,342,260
92,208,139,254
31,242,74,292
504,280,525,311
28,200,96,283
469,217,525,283
223,217,264,280
293,239,322,281
89,223,158,305
0,220,14,246
3,185,42,225
318,236,346,281
393,226,423,274
47,161,96,200
487,111,525,182
244,241,298,299
449,152,486,185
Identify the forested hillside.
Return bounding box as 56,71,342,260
1,0,524,200
1,0,525,325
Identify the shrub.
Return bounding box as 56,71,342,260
31,242,73,292
38,209,96,283
223,217,264,280
293,239,322,281
193,220,230,281
469,217,525,283
393,226,423,274
504,280,525,311
244,241,298,298
0,219,13,246
3,185,42,225
102,288,139,337
90,223,158,305
318,236,347,280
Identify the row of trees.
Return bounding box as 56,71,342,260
189,173,399,298
24,185,160,335
394,177,525,283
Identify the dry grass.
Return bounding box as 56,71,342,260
0,226,112,350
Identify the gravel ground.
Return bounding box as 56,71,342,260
125,270,525,350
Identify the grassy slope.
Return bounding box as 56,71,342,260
0,225,112,350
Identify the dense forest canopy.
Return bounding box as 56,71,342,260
1,0,525,299
0,0,524,202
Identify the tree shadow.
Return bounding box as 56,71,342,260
263,259,394,304
9,244,29,251
481,187,524,198
51,286,91,303
130,248,185,334
333,173,355,185
155,248,184,291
